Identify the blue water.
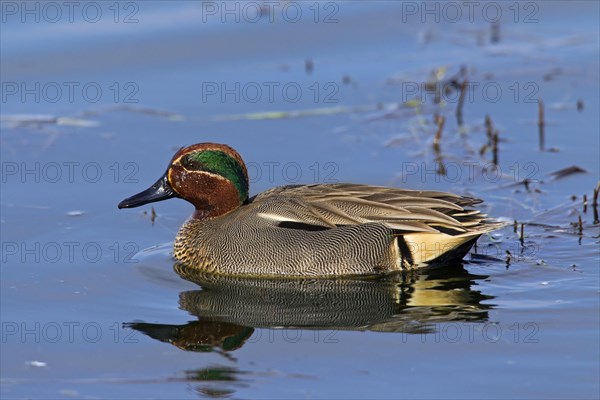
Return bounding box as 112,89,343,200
1,1,599,398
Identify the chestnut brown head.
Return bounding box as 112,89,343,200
118,143,248,218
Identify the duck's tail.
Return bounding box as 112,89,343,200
398,220,506,267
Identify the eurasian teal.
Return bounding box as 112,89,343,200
118,143,503,277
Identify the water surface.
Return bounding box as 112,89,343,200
1,1,599,398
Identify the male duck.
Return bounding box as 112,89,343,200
118,143,502,277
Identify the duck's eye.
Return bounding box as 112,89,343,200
181,155,203,170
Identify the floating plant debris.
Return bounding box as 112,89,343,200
109,105,184,121
151,207,157,225
548,166,587,180
25,361,47,368
305,58,314,74
0,114,99,128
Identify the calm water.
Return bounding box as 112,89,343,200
1,1,599,398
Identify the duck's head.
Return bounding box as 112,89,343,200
118,143,248,218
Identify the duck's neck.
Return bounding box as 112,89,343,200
192,205,239,220
190,186,244,220
169,169,247,220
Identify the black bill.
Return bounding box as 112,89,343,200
118,172,178,209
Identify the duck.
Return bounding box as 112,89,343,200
118,143,503,277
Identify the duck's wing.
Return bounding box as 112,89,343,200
252,183,500,235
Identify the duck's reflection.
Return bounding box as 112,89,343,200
127,320,253,354
127,263,493,353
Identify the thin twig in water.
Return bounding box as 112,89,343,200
480,115,493,156
538,98,545,151
433,114,445,147
583,194,588,213
520,223,525,246
593,184,599,224
485,115,493,142
482,115,499,164
492,131,499,165
549,166,587,180
505,250,512,268
456,80,468,126
433,114,446,175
